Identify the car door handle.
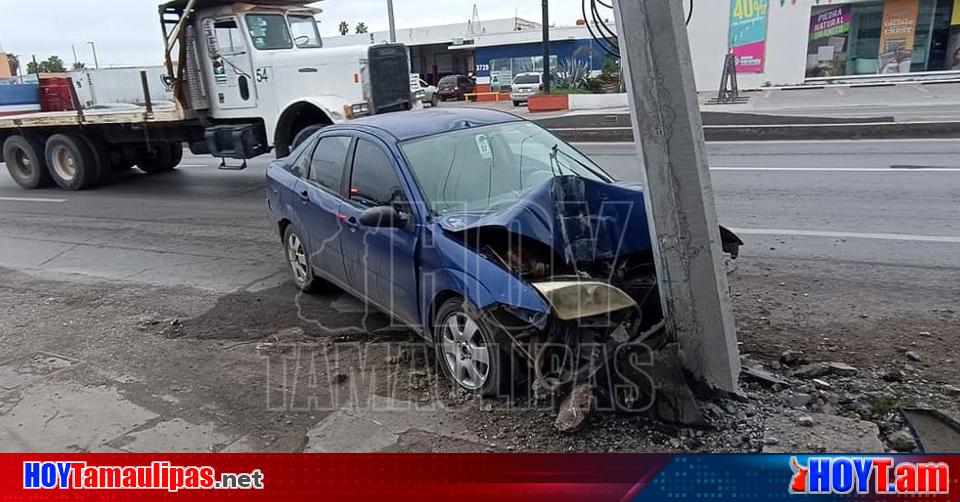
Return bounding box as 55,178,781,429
298,190,309,202
345,216,359,229
298,67,318,73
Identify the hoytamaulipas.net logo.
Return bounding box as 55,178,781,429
23,461,264,492
790,456,949,495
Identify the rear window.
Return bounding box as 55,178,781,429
514,74,540,85
439,76,458,85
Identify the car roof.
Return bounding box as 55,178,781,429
341,108,524,142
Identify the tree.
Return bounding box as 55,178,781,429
338,21,349,36
72,62,86,71
27,55,67,74
355,22,368,34
6,54,19,76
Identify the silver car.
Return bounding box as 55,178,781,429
510,72,543,106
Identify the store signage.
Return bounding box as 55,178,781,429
729,0,770,73
810,5,852,40
877,0,920,74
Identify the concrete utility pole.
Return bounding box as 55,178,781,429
611,0,740,392
387,0,397,43
541,0,550,93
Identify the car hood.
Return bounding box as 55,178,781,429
437,176,653,263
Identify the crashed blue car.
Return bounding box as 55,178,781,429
267,108,741,401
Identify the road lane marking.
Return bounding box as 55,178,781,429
0,196,66,203
711,167,960,172
732,228,960,244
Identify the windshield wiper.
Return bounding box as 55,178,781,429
551,143,609,181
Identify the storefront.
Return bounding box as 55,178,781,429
805,0,960,78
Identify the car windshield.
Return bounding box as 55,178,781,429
514,74,540,84
400,121,611,216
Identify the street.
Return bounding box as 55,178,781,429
1,138,958,452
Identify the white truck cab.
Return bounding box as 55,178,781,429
0,0,412,191
169,0,412,157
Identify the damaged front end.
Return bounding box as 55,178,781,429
435,176,742,430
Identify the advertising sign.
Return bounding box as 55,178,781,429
729,0,770,73
877,0,921,74
805,5,852,78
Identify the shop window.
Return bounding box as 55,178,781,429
806,0,955,78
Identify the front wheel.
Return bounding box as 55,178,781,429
430,94,440,107
434,298,509,397
291,125,325,152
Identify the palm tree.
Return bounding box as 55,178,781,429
338,21,349,36
7,54,20,76
355,22,368,34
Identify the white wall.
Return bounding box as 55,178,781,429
687,0,876,90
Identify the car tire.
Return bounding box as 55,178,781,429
512,101,520,107
291,125,325,152
282,225,320,293
430,94,440,107
434,298,510,397
3,134,52,189
45,133,101,190
137,144,183,174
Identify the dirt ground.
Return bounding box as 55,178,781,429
0,257,957,453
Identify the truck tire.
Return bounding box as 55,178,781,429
45,133,101,190
137,144,183,174
3,135,52,189
79,134,114,185
291,125,325,151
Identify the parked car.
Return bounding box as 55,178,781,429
266,108,742,400
414,79,439,107
437,75,475,101
510,72,543,106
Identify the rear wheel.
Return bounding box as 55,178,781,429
283,225,320,293
45,133,101,190
137,144,183,174
3,135,52,189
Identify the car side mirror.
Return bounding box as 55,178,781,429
359,205,408,229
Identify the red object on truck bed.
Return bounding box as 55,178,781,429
39,76,76,112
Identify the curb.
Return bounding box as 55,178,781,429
547,121,960,143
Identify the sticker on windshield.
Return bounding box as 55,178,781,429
475,134,492,160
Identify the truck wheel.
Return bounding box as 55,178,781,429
291,125,325,151
3,135,52,189
137,144,183,174
79,134,115,185
45,133,101,190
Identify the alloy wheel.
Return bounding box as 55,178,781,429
286,232,308,284
439,311,491,390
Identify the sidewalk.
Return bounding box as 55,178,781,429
442,82,960,123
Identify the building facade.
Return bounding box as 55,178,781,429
324,0,960,91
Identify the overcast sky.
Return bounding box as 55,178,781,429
0,0,587,67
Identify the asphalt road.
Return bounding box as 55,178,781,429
0,139,958,292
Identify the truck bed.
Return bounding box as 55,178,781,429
0,104,188,130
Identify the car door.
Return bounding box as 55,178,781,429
339,135,420,326
204,16,257,110
295,134,353,284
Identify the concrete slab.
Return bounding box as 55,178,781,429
304,396,477,453
0,382,158,452
111,418,236,453
0,352,78,391
762,413,884,453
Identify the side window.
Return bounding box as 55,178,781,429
287,137,316,177
350,140,405,209
308,136,351,192
213,19,245,56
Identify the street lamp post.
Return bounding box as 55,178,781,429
387,0,397,43
541,0,550,93
87,41,100,69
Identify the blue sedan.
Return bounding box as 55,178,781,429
267,108,740,399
